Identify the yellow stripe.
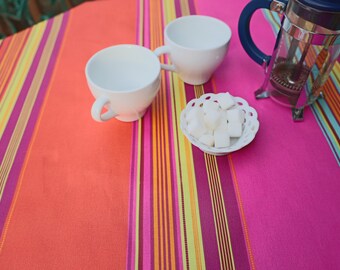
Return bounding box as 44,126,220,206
163,0,176,24
169,73,190,269
171,73,204,269
134,0,144,268
0,25,45,135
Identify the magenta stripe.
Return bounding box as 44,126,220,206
160,171,166,269
217,155,251,270
193,147,221,268
174,0,182,17
127,122,138,270
140,0,154,268
188,0,197,14
138,150,144,269
0,13,69,237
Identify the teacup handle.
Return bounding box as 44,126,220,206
91,96,117,122
154,46,176,72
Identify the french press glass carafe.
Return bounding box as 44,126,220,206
238,0,340,120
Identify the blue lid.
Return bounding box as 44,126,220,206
299,0,340,12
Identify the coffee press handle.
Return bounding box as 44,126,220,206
238,0,286,66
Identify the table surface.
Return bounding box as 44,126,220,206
0,0,339,269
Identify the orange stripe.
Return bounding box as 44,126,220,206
0,33,31,101
0,38,8,59
0,41,14,95
156,0,177,263
153,172,160,269
0,34,26,100
151,0,167,267
307,48,340,118
303,48,340,146
323,81,340,120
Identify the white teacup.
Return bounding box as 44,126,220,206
154,15,232,85
85,45,161,122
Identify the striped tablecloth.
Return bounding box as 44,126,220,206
0,0,339,269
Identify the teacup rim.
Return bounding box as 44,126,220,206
85,44,161,93
164,15,232,51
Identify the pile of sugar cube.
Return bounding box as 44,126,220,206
184,93,244,148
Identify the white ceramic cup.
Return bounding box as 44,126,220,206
154,15,232,85
85,45,161,122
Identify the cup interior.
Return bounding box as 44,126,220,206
166,15,231,50
86,45,160,92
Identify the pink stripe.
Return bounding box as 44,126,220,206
141,0,152,269
188,0,197,14
174,0,182,17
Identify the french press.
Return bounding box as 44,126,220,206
238,0,340,120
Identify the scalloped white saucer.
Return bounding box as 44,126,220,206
180,93,260,155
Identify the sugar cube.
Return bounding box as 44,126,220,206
214,130,231,148
202,100,219,113
187,118,207,139
204,110,221,131
227,109,245,123
218,93,235,110
227,122,242,137
215,121,228,133
185,106,204,123
199,134,214,147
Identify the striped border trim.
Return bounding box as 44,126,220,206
127,0,251,269
0,12,69,247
